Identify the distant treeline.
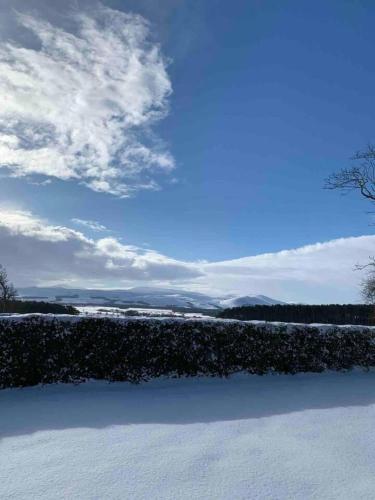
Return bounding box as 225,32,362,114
218,304,375,325
3,300,79,315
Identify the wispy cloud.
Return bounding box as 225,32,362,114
71,218,108,232
0,5,174,196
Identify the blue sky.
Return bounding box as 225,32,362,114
0,0,374,302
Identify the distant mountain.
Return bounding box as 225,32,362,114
17,286,284,310
219,295,285,308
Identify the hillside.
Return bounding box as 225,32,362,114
220,294,285,308
17,286,283,310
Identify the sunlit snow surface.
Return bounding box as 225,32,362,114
1,372,375,499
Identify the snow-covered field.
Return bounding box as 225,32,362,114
77,305,214,319
2,371,375,499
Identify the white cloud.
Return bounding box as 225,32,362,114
71,218,108,232
0,5,173,196
202,237,375,303
0,209,201,287
0,208,374,302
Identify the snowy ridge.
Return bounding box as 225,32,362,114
220,294,285,308
17,286,283,310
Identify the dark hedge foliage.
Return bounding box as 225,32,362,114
1,317,375,389
218,304,375,325
3,300,79,315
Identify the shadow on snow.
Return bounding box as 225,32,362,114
1,370,375,439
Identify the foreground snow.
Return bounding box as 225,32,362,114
1,372,375,499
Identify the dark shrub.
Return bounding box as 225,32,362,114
4,300,79,315
1,317,375,389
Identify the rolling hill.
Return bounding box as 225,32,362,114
17,286,283,310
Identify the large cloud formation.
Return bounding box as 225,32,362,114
0,208,374,303
0,209,201,287
0,5,173,196
203,237,375,303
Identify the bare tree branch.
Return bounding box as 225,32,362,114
0,265,17,312
325,144,375,201
326,145,375,303
362,273,375,304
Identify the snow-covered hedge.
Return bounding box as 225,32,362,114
1,316,375,389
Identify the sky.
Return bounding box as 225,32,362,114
0,0,374,303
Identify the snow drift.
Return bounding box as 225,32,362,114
2,371,375,499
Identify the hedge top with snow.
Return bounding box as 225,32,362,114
1,315,375,389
